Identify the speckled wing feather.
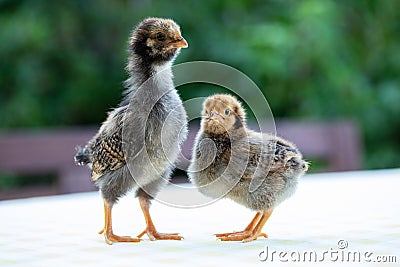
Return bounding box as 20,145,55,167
242,137,299,180
91,130,126,181
241,141,269,180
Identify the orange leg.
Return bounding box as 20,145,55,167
215,211,266,237
98,202,106,234
218,210,273,242
100,201,141,245
242,209,273,242
136,196,183,241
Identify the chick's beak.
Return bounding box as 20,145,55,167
171,37,188,48
209,111,219,119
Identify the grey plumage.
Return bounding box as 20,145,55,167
188,94,308,242
75,18,188,244
190,131,304,210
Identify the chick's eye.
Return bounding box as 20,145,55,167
225,109,230,115
156,32,166,41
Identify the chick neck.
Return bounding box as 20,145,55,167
121,50,178,108
203,120,247,141
125,51,176,87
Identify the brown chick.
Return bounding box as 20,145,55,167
74,18,188,244
188,94,308,242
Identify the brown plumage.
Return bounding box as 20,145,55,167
75,18,188,244
188,94,308,242
91,131,125,181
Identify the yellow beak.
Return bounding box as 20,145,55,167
171,37,188,48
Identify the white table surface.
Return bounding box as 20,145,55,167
1,169,399,267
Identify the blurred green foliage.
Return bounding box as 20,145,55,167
0,0,399,169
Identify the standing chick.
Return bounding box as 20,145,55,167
188,94,308,242
74,18,188,244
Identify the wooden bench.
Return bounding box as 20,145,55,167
0,120,362,200
0,128,97,200
275,120,362,171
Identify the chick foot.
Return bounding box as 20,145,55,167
137,228,183,241
100,201,141,245
217,210,272,242
215,212,264,238
138,196,183,241
216,231,267,242
215,231,268,238
104,231,141,245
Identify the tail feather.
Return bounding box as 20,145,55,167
74,146,91,166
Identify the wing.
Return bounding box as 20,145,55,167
91,129,126,181
243,135,300,180
241,141,271,180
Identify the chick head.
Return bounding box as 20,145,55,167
201,94,246,135
129,17,188,64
